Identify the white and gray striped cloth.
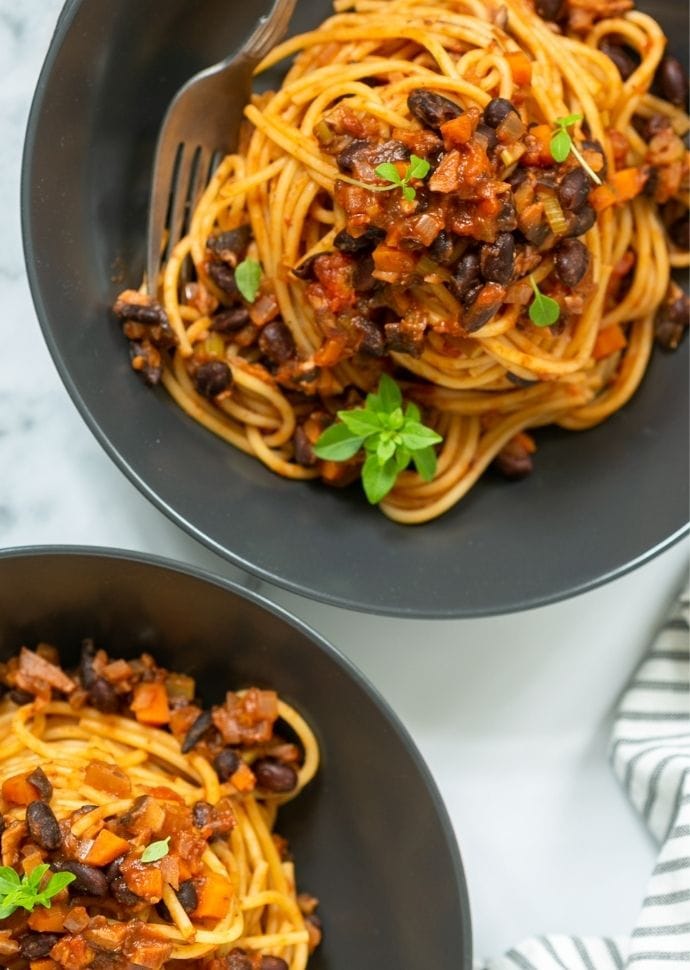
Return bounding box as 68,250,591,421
484,584,690,970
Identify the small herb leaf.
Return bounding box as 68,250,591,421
378,373,403,411
550,128,572,163
235,259,262,303
529,275,561,327
312,424,365,461
375,162,403,185
141,837,171,864
0,866,76,920
337,409,383,437
377,437,397,463
362,454,398,504
402,185,416,202
400,422,443,451
413,446,438,482
408,154,431,180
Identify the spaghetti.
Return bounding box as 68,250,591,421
0,643,320,970
114,0,690,523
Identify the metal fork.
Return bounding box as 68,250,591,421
146,0,297,293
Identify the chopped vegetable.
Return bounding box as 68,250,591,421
313,374,443,504
593,323,627,359
84,830,132,867
374,154,431,201
130,682,171,726
141,837,171,864
192,873,234,920
590,167,647,211
506,50,533,86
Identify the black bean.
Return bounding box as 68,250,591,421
464,286,504,332
449,252,481,302
19,933,61,960
211,307,251,333
258,320,296,364
558,168,591,211
384,322,424,357
88,676,119,714
372,140,411,165
496,196,518,233
655,292,689,350
253,758,298,794
181,710,213,754
9,688,34,705
669,216,690,250
110,875,141,907
658,55,688,107
176,880,198,915
494,448,533,478
213,748,241,782
336,139,371,174
480,233,515,284
600,41,638,80
113,299,168,327
79,639,97,687
194,360,233,398
555,239,590,287
292,254,321,281
227,949,253,970
206,226,251,261
483,98,516,129
293,427,318,467
461,279,484,310
407,89,462,131
563,204,596,239
26,801,61,850
53,861,108,897
535,0,565,20
334,227,385,254
643,166,659,199
352,254,380,293
428,229,456,266
207,260,238,297
192,800,215,829
355,317,385,357
27,767,53,802
105,856,125,883
260,958,289,970
476,122,498,152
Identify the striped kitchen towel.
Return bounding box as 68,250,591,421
484,584,689,970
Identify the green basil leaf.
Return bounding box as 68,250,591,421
235,259,262,303
555,112,583,128
402,184,416,202
0,867,21,892
27,865,50,890
375,162,403,185
361,454,398,504
141,837,171,864
312,423,364,461
42,872,76,899
408,154,431,180
394,446,412,471
550,129,571,163
377,438,396,463
412,445,438,481
337,408,383,437
377,373,403,412
405,401,421,422
529,291,561,327
400,422,443,450
0,903,17,919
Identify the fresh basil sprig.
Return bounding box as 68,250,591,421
235,259,262,303
0,864,75,920
313,374,442,504
550,114,602,185
528,275,560,327
374,154,431,202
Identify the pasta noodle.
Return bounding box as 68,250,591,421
0,644,320,970
115,0,689,523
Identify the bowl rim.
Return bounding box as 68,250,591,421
0,543,473,963
21,0,690,620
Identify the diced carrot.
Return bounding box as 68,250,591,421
29,960,58,970
590,167,647,211
22,851,46,876
193,872,234,920
514,432,537,454
593,324,627,359
130,682,170,726
522,124,553,167
84,760,132,798
144,785,184,804
2,773,40,806
372,246,416,276
441,111,478,148
84,830,131,867
229,761,256,793
314,336,348,368
506,50,532,86
28,902,69,933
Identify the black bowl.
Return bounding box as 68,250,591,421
0,547,471,968
22,0,689,617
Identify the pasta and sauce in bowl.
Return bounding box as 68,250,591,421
0,549,472,967
22,0,689,615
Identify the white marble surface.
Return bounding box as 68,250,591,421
1,0,689,959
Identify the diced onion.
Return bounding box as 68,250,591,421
541,193,568,235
